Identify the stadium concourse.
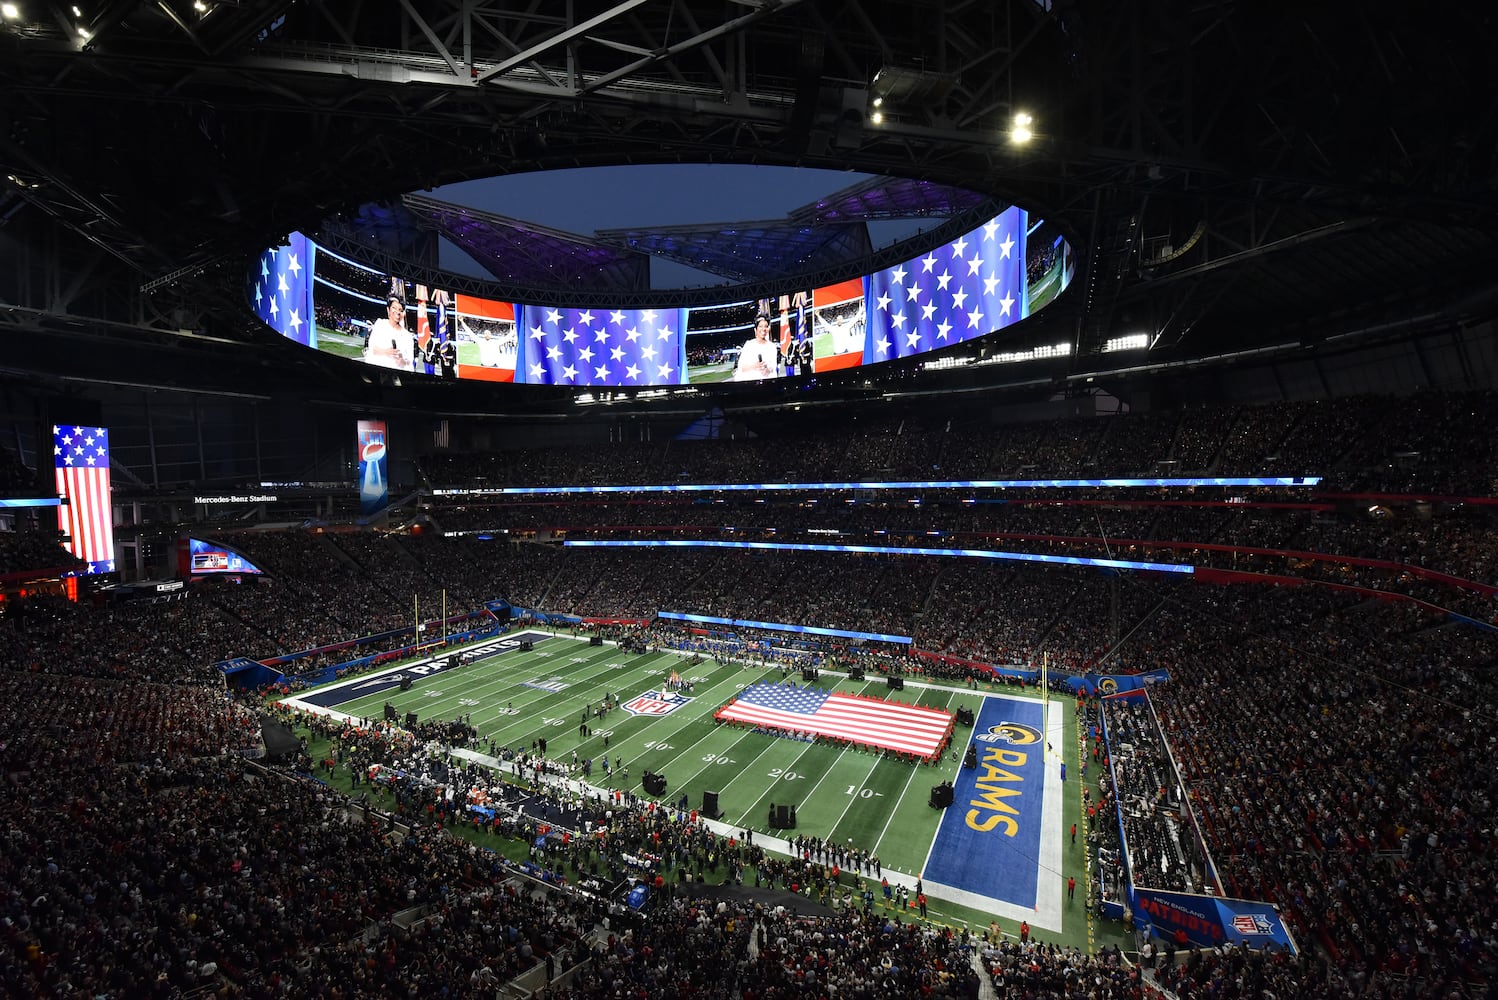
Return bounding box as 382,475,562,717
0,390,1493,997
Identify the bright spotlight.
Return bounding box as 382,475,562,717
871,111,884,125
0,3,19,19
1010,111,1035,144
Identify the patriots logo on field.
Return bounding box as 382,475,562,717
975,721,1042,745
623,689,692,717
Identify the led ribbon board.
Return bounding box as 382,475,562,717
657,610,913,644
565,539,1195,575
254,205,1079,388
434,476,1321,496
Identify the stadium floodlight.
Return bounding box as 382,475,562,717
1,4,20,20
1010,112,1034,144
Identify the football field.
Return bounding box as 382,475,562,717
285,629,1083,937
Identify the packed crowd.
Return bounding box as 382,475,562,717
1099,698,1208,895
418,389,1498,496
4,513,1490,691
3,386,1497,994
0,529,81,576
1,536,1493,995
426,493,1498,606
1114,581,1496,994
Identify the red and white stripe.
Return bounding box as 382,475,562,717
55,463,114,567
716,692,951,757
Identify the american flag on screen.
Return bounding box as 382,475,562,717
864,205,1028,363
252,232,316,347
716,681,952,759
517,306,688,386
53,424,115,574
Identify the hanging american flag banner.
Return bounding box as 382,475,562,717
516,305,689,386
716,681,953,760
863,206,1029,364
53,424,115,574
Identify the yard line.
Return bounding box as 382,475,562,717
613,673,770,771
662,730,786,802
459,643,682,745
871,755,931,866
877,685,960,870
819,751,880,835
738,739,822,826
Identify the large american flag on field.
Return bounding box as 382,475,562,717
53,424,115,574
716,681,953,759
864,205,1028,364
517,305,689,386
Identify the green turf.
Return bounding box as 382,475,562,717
1027,256,1065,313
314,326,366,360
293,630,1126,953
687,361,735,383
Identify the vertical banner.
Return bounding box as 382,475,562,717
53,424,115,573
356,419,389,516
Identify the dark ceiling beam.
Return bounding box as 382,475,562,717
153,0,209,54
664,1,729,95
577,0,805,97
473,0,652,85
396,0,467,79
79,0,145,50
1123,219,1378,294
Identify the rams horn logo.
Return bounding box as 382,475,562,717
975,721,1042,745
1098,677,1119,695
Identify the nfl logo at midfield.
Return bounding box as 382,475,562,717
624,689,691,717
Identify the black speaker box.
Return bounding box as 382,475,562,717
404,712,418,728
643,772,667,796
801,667,818,682
519,640,534,652
956,707,975,727
590,636,604,646
702,790,721,819
773,804,790,829
887,675,904,691
399,676,413,691
848,665,865,681
929,783,954,808
446,655,458,669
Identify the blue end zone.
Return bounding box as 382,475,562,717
295,631,554,709
922,696,1046,908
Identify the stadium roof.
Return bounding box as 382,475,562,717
1,1,1496,409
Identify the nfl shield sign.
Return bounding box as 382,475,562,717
1231,914,1272,936
623,689,691,717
